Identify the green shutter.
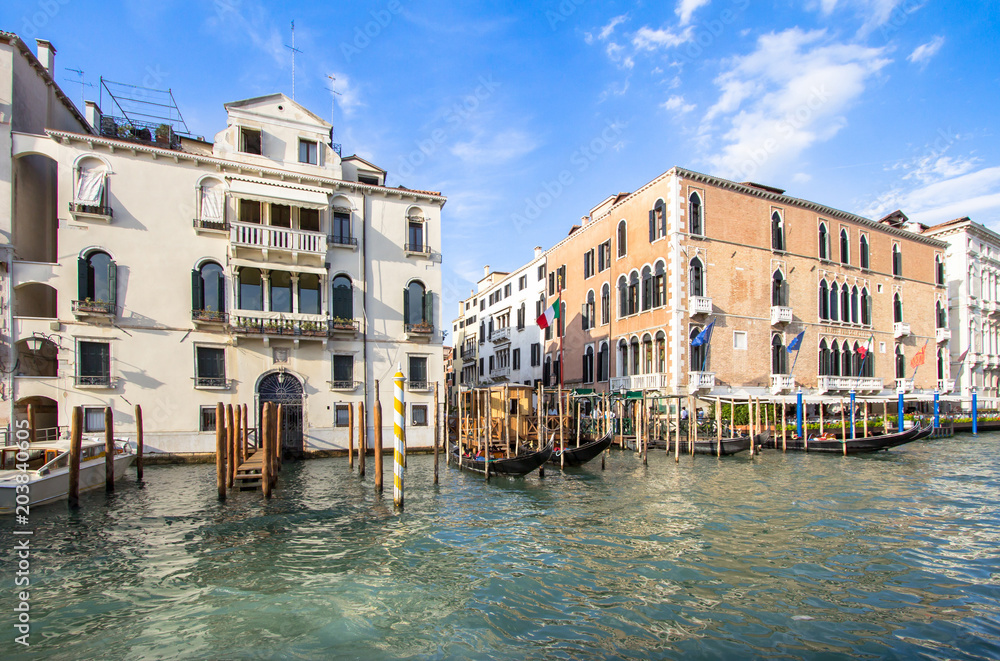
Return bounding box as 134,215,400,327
403,287,410,326
77,257,89,300
107,261,117,310
216,272,226,313
424,290,433,325
648,209,655,242
192,269,202,311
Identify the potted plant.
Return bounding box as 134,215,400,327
155,123,171,145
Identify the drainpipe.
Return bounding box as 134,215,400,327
362,192,369,416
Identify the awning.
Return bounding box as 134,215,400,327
228,178,329,210
231,258,328,276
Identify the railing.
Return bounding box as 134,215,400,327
490,327,511,344
689,295,713,316
405,322,435,335
937,379,955,393
75,374,114,387
461,347,476,359
404,243,432,255
99,114,182,149
329,318,360,333
610,373,669,391
192,309,228,324
230,221,326,254
230,314,333,338
331,143,342,156
818,376,883,392
895,377,914,393
69,202,114,218
329,380,360,391
893,322,911,338
936,327,951,343
407,380,431,391
770,374,795,393
72,300,115,316
489,367,511,379
328,234,358,247
770,305,792,325
688,371,715,392
193,218,229,232
195,376,230,388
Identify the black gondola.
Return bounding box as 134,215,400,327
763,423,931,453
656,433,765,456
549,430,615,466
452,441,554,476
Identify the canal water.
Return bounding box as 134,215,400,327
3,434,1000,660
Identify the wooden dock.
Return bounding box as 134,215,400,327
234,450,264,491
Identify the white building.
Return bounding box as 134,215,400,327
924,216,999,408
3,34,445,454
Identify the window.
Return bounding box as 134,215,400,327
299,139,318,165
335,404,351,427
238,268,263,311
77,340,110,386
584,249,595,279
892,243,902,276
628,271,639,315
772,270,787,306
598,240,611,271
331,275,353,320
656,332,666,373
270,204,291,228
772,334,787,374
504,284,511,298
240,199,262,224
850,286,859,324
517,303,525,330
583,290,595,330
198,180,224,224
601,284,610,325
300,208,320,232
411,405,428,426
641,266,653,312
299,273,321,315
618,340,628,377
549,272,555,296
557,265,566,291
583,346,595,383
653,261,666,307
936,255,945,285
895,344,905,379
649,200,666,241
531,343,540,367
936,301,947,328
689,258,705,297
333,355,354,387
199,406,217,432
819,222,829,260
513,348,520,370
404,281,432,329
841,284,850,323
408,355,428,388
690,193,703,236
840,229,849,264
819,280,829,320
860,234,869,269
829,340,841,376
519,275,528,290
74,161,108,209
270,271,292,313
894,293,903,323
195,346,226,387
538,264,546,281
79,407,106,433
861,287,871,325
690,328,706,371
733,331,748,350
408,221,425,252
77,250,116,310
618,276,628,318
617,220,627,257
829,281,838,321
818,339,830,376
358,174,380,186
332,211,352,243
771,211,784,251
240,127,262,155
597,342,609,382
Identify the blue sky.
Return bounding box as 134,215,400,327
5,0,999,329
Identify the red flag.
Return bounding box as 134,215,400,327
858,345,867,359
910,343,927,369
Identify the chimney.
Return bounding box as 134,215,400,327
534,246,543,259
35,39,56,76
85,101,102,133
483,265,490,278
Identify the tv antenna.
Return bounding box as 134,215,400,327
285,20,304,99
326,75,342,133
64,67,93,110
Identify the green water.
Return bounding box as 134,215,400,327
3,435,1000,660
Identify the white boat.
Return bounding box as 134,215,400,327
0,438,135,513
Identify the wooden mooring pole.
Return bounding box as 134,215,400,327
104,407,115,493
359,402,366,477
135,404,144,480
538,383,545,478
215,403,226,500
374,381,383,494
227,404,236,490
261,402,272,499
348,401,355,470
234,404,243,474
275,404,284,473
433,382,440,485
68,406,82,509
27,403,36,444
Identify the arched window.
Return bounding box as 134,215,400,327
583,345,595,383
937,348,946,380
689,193,703,236
298,273,321,315
841,342,852,377
689,258,705,297
829,281,839,321
270,271,292,313
649,199,666,241
818,222,828,260
653,261,666,307
618,339,629,376
839,228,849,264
628,271,639,315
859,342,874,377
859,234,869,269
641,266,652,311
850,286,859,324
630,337,640,375
192,261,224,315
772,270,787,306
892,243,902,276
819,280,829,320
771,211,785,251
840,284,850,322
543,354,552,385
830,340,841,376
597,342,610,382
332,275,353,319
642,334,653,373
852,342,864,376
690,327,706,371
772,334,787,374
78,250,116,309
584,290,595,330
618,276,628,318
861,287,871,325
818,338,830,376
895,344,905,378
601,283,610,325
617,220,627,258
936,301,947,328
656,331,666,373
405,280,430,327
935,255,945,285
238,267,263,311
893,293,903,323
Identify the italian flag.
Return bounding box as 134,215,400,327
537,298,560,330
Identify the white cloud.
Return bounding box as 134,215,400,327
600,15,628,40
700,28,890,182
205,0,286,65
605,42,634,70
662,95,695,113
907,35,945,67
676,0,711,26
632,25,694,51
808,0,911,35
450,129,537,164
792,172,812,183
327,72,363,117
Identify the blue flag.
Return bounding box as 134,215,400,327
691,320,716,347
787,330,805,353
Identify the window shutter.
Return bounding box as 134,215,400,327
648,210,655,242
403,288,410,326
217,272,226,313
78,257,89,300
107,261,117,309
191,269,202,311
659,204,667,237
424,290,433,325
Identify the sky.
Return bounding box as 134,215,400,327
5,0,999,333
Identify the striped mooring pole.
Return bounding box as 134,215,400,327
393,366,406,508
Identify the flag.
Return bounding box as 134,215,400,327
910,342,927,369
691,320,716,347
536,298,560,329
857,335,875,359
787,330,805,353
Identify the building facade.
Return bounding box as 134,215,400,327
4,35,445,453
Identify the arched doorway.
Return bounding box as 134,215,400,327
257,371,304,457
15,396,59,440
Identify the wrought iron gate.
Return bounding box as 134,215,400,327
257,372,304,456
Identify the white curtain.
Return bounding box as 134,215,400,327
75,170,105,204
200,189,224,220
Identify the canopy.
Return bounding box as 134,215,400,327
228,178,329,210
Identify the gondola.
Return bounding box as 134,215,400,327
452,440,554,477
549,430,615,466
763,423,932,454
655,433,765,456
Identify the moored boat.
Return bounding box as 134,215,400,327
549,430,614,466
0,438,135,513
657,433,764,456
453,441,554,477
762,423,931,454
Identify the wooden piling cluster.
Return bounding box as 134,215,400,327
207,400,280,499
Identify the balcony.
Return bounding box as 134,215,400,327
194,376,232,390
970,352,982,364
688,371,715,393
818,376,883,393
329,380,361,392
192,309,228,328
69,202,113,223
895,378,914,393
610,373,669,391
407,380,432,392
230,312,333,344
75,374,117,388
689,296,713,316
328,318,360,336
460,347,476,360
404,242,433,258
990,301,1000,316
230,221,326,262
98,114,182,149
193,217,229,234
490,327,511,344
989,355,1000,369
893,322,911,338
937,379,955,393
770,306,793,325
770,374,795,394
405,321,435,342
936,327,951,343
328,234,358,249
489,367,511,381
72,299,115,320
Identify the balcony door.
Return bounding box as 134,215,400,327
257,371,304,456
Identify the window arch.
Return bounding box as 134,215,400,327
689,258,705,297
771,211,785,251
618,275,628,318
841,341,852,377
73,156,110,211
818,222,829,260
649,199,667,241
690,327,706,371
830,340,841,376
772,269,787,306
936,300,947,328
819,338,830,376
641,266,652,311
630,336,640,376
893,292,903,323
840,284,850,322
689,192,703,236
601,283,610,325
850,286,859,324
839,228,849,264
77,250,116,309
584,289,595,331
935,255,945,285
298,273,321,315
892,243,902,276
192,261,225,315
332,274,353,319
819,280,829,320
405,280,430,327
583,345,595,383
617,220,627,258
618,339,629,376
655,330,666,373
859,234,870,269
859,341,874,377
653,260,666,307
597,341,610,382
642,333,653,374
628,271,639,315
829,281,839,321
771,334,787,374
861,287,871,325
895,343,905,379
937,348,946,380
